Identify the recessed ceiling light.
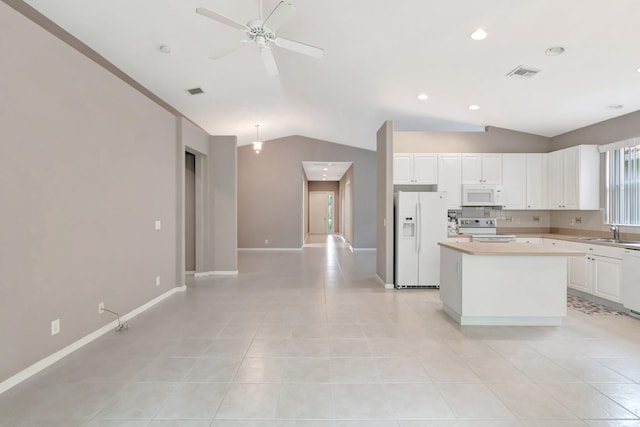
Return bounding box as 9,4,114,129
545,46,565,56
636,67,640,73
322,178,326,181
159,45,172,54
322,174,327,177
417,93,429,101
470,29,487,41
608,104,624,110
468,104,480,111
328,163,334,166
323,168,328,171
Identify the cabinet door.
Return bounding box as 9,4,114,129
547,151,563,209
438,154,462,208
482,154,503,184
526,154,546,209
413,154,438,184
562,147,579,209
568,255,591,293
593,256,622,303
461,154,482,184
393,154,414,184
502,154,527,209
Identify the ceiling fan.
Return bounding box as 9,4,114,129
196,1,324,76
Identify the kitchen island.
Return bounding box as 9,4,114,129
438,242,584,326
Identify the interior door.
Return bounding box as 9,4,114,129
309,191,333,234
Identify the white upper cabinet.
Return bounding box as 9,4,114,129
437,153,462,209
462,153,502,184
546,145,599,210
502,154,527,209
412,154,438,184
393,154,413,184
526,153,546,209
393,153,437,184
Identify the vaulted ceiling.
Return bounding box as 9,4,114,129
19,0,640,150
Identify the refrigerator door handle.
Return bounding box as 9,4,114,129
416,202,421,253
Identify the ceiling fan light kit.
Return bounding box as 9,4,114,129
196,1,324,76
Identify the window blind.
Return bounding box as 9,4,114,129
607,143,640,225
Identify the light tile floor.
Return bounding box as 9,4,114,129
2,236,640,426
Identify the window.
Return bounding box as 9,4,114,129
605,141,640,225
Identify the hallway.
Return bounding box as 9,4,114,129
1,243,640,426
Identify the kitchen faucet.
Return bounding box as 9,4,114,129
610,224,620,241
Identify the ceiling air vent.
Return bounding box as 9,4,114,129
506,65,541,79
186,87,204,95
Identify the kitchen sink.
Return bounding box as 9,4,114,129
616,240,640,245
576,237,640,246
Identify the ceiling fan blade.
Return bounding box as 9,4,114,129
263,1,295,30
195,7,248,31
275,37,324,59
260,46,279,76
209,41,249,60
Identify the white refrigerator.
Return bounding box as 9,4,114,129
394,191,447,288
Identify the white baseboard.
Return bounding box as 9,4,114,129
238,248,303,251
194,270,238,277
353,248,376,252
376,274,395,289
0,286,182,395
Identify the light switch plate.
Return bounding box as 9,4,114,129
155,220,161,230
156,276,160,286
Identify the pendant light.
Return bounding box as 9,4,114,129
253,124,263,154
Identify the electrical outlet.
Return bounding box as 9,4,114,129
265,239,269,245
98,302,105,314
51,319,60,336
156,276,161,286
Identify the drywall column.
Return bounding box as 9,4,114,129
376,121,394,287
205,136,238,273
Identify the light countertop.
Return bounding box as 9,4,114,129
438,241,585,256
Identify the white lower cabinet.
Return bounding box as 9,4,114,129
568,255,591,293
514,237,542,244
564,241,623,303
593,255,622,303
447,237,471,243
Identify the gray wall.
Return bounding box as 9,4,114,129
238,136,376,249
308,181,340,233
376,121,394,285
394,126,551,153
0,2,179,383
551,110,640,150
0,2,238,385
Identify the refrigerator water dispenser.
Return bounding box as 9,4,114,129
402,217,415,237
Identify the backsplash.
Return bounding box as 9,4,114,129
494,210,551,231
449,207,639,238
550,209,640,239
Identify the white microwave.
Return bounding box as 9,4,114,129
462,184,504,206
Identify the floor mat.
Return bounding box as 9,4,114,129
567,294,623,315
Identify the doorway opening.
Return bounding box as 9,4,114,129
301,161,353,247
185,151,196,272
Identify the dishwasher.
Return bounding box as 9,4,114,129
622,248,640,318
